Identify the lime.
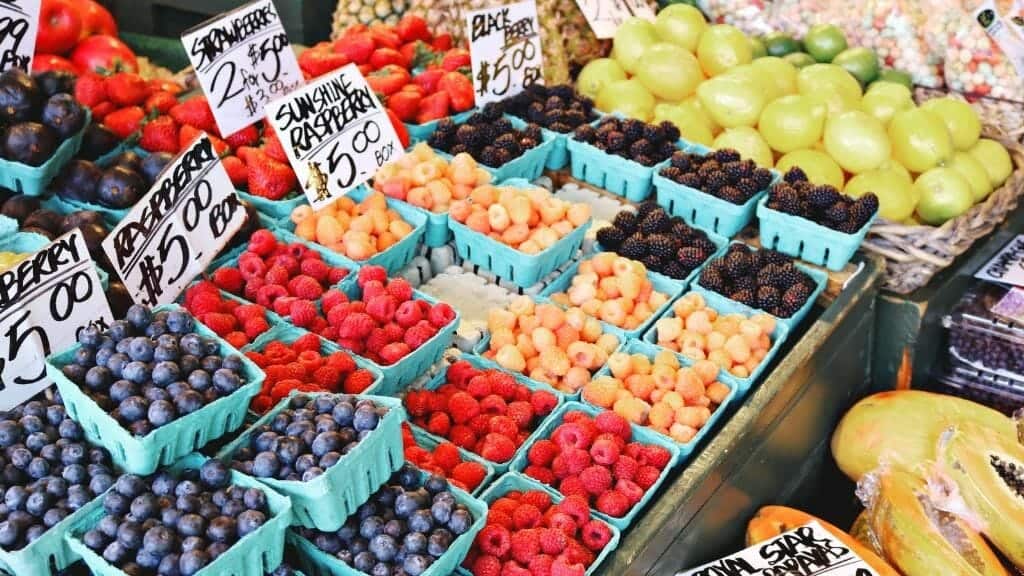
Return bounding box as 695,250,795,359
804,23,848,63
876,68,913,89
783,52,816,68
749,36,767,59
764,32,800,57
832,47,880,86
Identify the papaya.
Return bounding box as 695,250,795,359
832,390,1016,481
746,506,899,575
934,422,1024,570
860,466,1009,576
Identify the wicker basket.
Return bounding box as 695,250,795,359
860,129,1024,295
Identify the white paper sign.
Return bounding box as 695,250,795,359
466,0,545,106
102,135,246,307
574,0,633,39
0,230,112,410
181,0,304,137
678,522,880,576
265,63,404,211
0,0,39,72
975,234,1024,288
974,0,1024,77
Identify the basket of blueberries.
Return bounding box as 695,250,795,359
215,393,406,532
45,304,265,475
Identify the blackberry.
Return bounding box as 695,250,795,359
726,242,749,255
753,168,773,190
433,119,456,140
639,209,669,234
779,283,812,317
613,211,638,233
717,186,744,204
622,119,645,141
722,250,751,279
481,103,504,121
636,201,661,218
619,235,647,260
769,186,801,214
662,261,688,280
807,186,842,211
543,109,563,125
551,85,576,100
661,166,683,180
692,237,717,255
699,267,728,293
519,137,538,149
758,248,792,267
712,148,741,163
722,162,745,182
641,254,664,271
836,218,862,234
596,226,626,248
669,152,692,172
493,148,513,166
494,133,520,153
526,102,545,123
606,131,626,151
574,124,597,143
642,124,665,142
634,154,655,166
544,95,562,111
523,124,543,142
646,234,678,259
596,119,618,135
449,144,468,155
679,173,702,188
736,178,760,198
824,202,850,225
756,286,781,310
851,193,879,226
492,118,513,134
730,288,757,307
775,264,808,291
783,167,808,184
677,247,707,269
696,162,719,180
478,146,500,167
659,121,681,142
670,220,694,238
549,122,572,134
564,110,588,126
734,275,756,293
756,264,787,289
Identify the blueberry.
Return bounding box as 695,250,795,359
46,477,68,497
3,486,26,510
221,355,244,373
312,396,335,414
61,443,86,465
39,443,60,462
371,563,392,576
285,419,313,437
178,355,200,375
128,337,156,362
158,507,181,527
122,362,151,385
158,553,181,576
175,479,201,498
212,369,240,394
74,346,96,367
186,370,211,391
106,354,130,379
109,320,133,342
403,531,427,554
237,509,265,537
294,453,316,475
66,485,92,510
0,520,20,548
402,554,432,576
130,420,154,436
83,528,108,551
116,474,146,498
338,522,358,542
251,452,280,478
180,536,205,552
314,415,338,434
408,510,433,533
59,419,83,441
143,525,178,555
203,339,219,356
301,468,324,481
9,448,31,469
178,549,210,576
152,362,181,386
206,516,236,543
27,455,51,479
103,540,130,564
167,311,194,334
396,466,420,490
43,507,67,528
130,493,159,521
26,491,52,516
201,356,222,373
90,474,114,495
148,400,177,427
430,499,453,525
220,499,245,518
79,325,103,348
126,305,151,329
199,460,230,489
45,404,65,426
144,386,172,403
61,364,86,385
119,396,149,424
337,550,354,565
354,551,376,573
117,520,144,548
270,414,290,434
311,431,343,458
98,515,120,538
136,548,163,570
394,492,423,519
2,463,25,484
174,391,205,415
19,415,43,433
242,488,266,510
424,475,447,495
369,533,398,562
319,451,342,470
206,541,229,559
447,509,472,535
90,447,109,464
427,528,451,557
275,437,303,465
360,516,385,540
179,334,204,357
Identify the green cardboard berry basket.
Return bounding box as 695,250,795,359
455,472,621,575
586,339,741,459
409,354,564,474
591,225,731,291
405,109,477,144
64,453,293,576
178,280,289,339
214,392,406,531
0,488,103,576
243,324,384,397
432,115,557,183
0,110,90,196
640,294,790,396
369,144,454,248
45,304,265,474
508,400,682,531
755,195,877,271
287,467,487,576
407,424,496,497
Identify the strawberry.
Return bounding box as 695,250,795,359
140,116,180,154
387,91,422,122
416,91,449,124
222,155,248,187
103,106,145,139
209,134,231,156
169,96,217,134
400,41,436,70
431,33,453,51
144,91,177,114
225,125,260,150
441,48,471,72
148,79,183,95
261,130,288,163
247,150,296,200
386,109,409,149
369,47,408,70
369,25,401,49
178,124,203,151
412,69,444,94
366,65,411,97
105,72,150,107
298,46,348,79
73,74,107,108
90,101,116,123
332,33,374,65
438,71,474,112
395,15,431,43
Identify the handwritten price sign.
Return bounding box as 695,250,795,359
574,0,654,39
0,230,112,410
0,0,39,72
102,135,246,307
265,63,405,211
679,522,879,576
466,0,545,106
182,0,303,137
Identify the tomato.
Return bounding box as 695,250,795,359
37,0,82,56
31,53,77,73
71,35,137,73
78,0,117,39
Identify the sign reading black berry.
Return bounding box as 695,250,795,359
466,0,545,106
102,134,246,308
0,229,112,410
181,0,303,136
0,0,39,72
264,63,405,211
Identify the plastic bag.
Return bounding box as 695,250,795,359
698,0,776,35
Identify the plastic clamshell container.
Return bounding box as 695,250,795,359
45,304,265,475
651,144,779,238
407,425,496,496
937,366,1024,416
508,399,681,531
411,354,564,474
454,472,620,575
242,324,384,396
214,392,405,531
942,282,1024,382
641,294,789,396
288,467,487,576
433,116,557,183
405,109,476,144
539,256,686,341
65,453,293,576
0,110,90,196
756,196,876,271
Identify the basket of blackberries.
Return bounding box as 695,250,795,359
652,147,777,238
0,69,90,196
45,304,264,475
287,464,486,576
757,167,880,271
426,104,555,182
499,84,598,171
216,393,405,532
65,455,292,576
567,116,683,202
694,243,828,329
0,393,118,576
594,202,728,284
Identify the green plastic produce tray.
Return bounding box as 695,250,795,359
0,110,90,196
756,195,877,271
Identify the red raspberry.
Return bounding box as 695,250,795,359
188,291,223,317
238,253,267,281
520,491,551,512
580,519,612,552
491,497,519,517
466,375,492,399
489,416,518,439
447,360,479,388
615,478,644,505
405,390,432,417
245,350,267,367
337,338,364,355
326,302,352,327
524,465,555,485
562,541,594,567
449,425,477,450
589,436,621,466
558,476,588,499
403,323,435,350
595,490,630,517
250,395,274,414
551,557,585,576
431,441,461,471
643,445,672,470
471,555,502,576
299,258,330,283
379,342,411,365
624,443,645,463
527,439,558,467
477,525,511,558
539,528,567,555
357,265,387,288
547,512,577,539
272,296,297,317
365,328,391,356
361,280,386,302
426,412,451,436
288,275,324,300
329,267,349,283
635,465,661,490
284,242,307,260
595,411,632,442
479,433,516,463
612,455,638,481
320,288,348,313
386,278,413,302
264,265,290,287
291,333,321,354
502,561,531,576
338,313,374,339
242,276,265,302
479,395,507,415
225,331,249,349
381,323,404,343
486,370,519,400
557,495,591,527
256,284,288,308
468,414,491,437
529,555,555,576
394,300,423,328
212,268,244,293
296,349,323,374
271,254,300,276
512,504,541,529
343,369,375,393
559,448,592,477
451,461,486,490
552,422,594,451
366,295,397,324
428,302,456,328
448,392,481,424
488,512,513,531
307,365,338,390
233,303,265,321
284,362,307,380
530,390,558,416
248,229,277,256
579,465,612,496
288,300,318,328
509,528,540,565
201,313,235,336
325,351,356,373
506,402,534,430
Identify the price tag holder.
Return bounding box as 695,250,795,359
678,522,880,576
975,234,1024,288
466,0,545,106
102,134,247,307
0,230,112,411
181,0,304,137
0,0,39,72
265,63,405,211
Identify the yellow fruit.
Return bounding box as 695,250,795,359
914,167,974,225
713,127,773,168
637,43,704,101
888,108,953,173
775,149,845,188
696,24,752,77
921,97,982,151
654,103,714,146
576,58,627,100
796,64,863,115
845,169,916,221
749,56,798,99
596,79,656,121
968,138,1014,188
946,151,993,202
861,81,914,127
696,74,765,128
653,3,706,51
757,94,827,153
823,110,890,174
612,18,659,74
